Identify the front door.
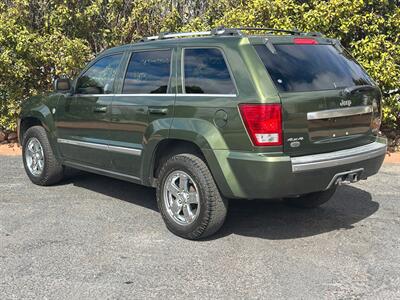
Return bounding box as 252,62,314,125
55,53,123,169
109,48,176,178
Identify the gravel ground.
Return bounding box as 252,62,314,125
0,156,399,299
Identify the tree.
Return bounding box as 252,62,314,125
0,0,399,132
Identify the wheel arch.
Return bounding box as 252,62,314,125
19,105,60,159
141,137,233,198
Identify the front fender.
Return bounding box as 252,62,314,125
20,94,61,158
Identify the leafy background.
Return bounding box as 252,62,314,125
1,0,399,133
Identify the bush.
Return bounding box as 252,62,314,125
0,0,399,131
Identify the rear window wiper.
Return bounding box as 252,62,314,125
342,85,377,96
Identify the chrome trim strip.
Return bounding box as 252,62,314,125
76,94,172,97
176,94,237,97
57,138,142,156
307,105,373,120
57,138,108,151
108,145,142,156
291,141,386,172
63,161,141,182
72,93,236,97
116,94,172,97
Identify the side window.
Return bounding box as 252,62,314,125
76,54,122,94
123,50,172,94
183,48,236,94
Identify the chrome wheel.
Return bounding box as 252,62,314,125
163,170,200,225
25,137,45,176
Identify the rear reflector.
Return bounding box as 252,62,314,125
239,104,282,146
293,38,318,45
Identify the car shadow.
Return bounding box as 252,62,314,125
209,185,378,240
66,171,379,240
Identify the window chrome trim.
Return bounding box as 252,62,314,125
57,138,142,156
71,93,236,97
291,141,386,172
74,94,115,97
307,105,373,120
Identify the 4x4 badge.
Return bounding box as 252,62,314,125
339,99,352,107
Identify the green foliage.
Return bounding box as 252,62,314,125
0,0,399,131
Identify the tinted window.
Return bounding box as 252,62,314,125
123,50,172,94
254,44,373,93
184,48,236,94
76,54,122,94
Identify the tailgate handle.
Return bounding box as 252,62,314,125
149,107,168,115
93,106,108,113
307,105,372,120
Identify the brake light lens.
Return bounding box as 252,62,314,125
371,98,381,134
239,104,282,146
293,38,318,45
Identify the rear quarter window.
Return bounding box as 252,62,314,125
254,44,373,93
183,48,236,94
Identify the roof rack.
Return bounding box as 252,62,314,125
140,27,237,42
230,27,301,35
140,26,320,42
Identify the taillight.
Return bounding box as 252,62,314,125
239,104,282,146
371,98,381,134
293,38,318,45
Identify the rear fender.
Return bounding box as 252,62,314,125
141,118,240,197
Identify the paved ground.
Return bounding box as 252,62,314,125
0,156,399,299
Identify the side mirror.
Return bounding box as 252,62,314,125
54,77,72,92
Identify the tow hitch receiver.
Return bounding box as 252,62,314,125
327,168,364,189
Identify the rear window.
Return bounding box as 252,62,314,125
183,48,236,94
254,44,373,93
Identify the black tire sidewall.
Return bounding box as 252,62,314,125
157,155,215,238
22,126,61,185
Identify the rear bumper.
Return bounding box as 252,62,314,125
204,137,387,199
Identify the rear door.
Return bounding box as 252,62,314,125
254,40,381,156
108,48,176,178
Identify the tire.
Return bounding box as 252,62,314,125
284,186,337,209
156,154,228,240
22,126,64,186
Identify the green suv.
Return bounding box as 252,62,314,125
18,27,387,239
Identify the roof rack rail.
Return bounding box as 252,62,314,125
229,27,301,35
140,27,239,42
139,26,319,42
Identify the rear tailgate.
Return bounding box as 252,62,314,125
254,38,381,156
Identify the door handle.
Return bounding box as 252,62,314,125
93,106,108,113
148,107,168,115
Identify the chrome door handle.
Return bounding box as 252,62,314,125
148,107,168,115
93,106,107,113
